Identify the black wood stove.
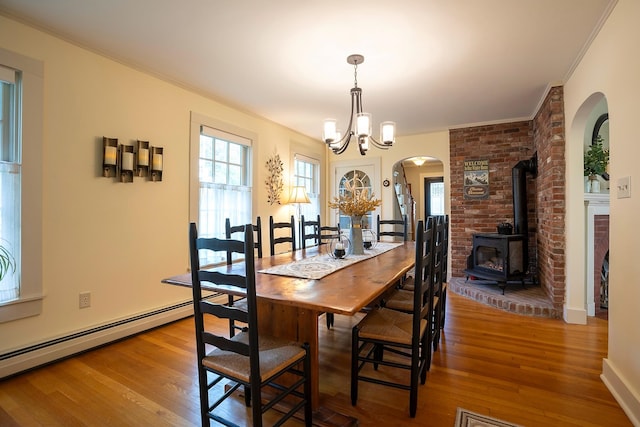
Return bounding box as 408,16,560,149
464,154,537,294
464,233,526,293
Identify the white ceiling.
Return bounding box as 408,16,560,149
0,0,615,140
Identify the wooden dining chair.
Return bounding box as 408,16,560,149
300,214,338,329
440,215,449,328
377,214,408,242
383,216,443,355
225,216,263,264
189,222,312,427
435,215,449,332
224,217,263,337
300,215,321,249
351,219,436,418
269,215,296,256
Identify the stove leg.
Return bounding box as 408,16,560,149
498,282,506,295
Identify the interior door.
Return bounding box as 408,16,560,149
331,159,380,231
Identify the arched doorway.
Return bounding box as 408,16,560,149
568,93,610,322
396,156,445,238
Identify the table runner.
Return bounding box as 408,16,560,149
258,242,402,280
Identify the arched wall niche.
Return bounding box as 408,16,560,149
566,91,609,323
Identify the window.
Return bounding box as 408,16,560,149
0,49,44,322
293,154,320,221
0,65,20,303
190,114,253,266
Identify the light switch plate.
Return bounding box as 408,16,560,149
617,176,631,199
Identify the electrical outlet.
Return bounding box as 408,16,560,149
617,176,631,199
79,292,91,309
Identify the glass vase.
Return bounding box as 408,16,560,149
350,215,364,255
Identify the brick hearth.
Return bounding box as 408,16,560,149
449,277,560,318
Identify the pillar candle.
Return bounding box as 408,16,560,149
152,153,163,171
104,146,117,165
122,151,134,171
138,148,149,166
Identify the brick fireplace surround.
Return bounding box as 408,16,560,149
449,86,565,317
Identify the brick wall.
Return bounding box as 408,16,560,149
532,86,566,308
449,121,536,275
449,86,566,311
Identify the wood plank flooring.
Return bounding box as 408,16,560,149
0,292,631,426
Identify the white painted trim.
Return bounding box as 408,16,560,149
602,358,640,426
563,305,587,325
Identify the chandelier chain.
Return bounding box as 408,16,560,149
353,61,359,88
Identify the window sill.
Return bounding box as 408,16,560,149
0,294,43,323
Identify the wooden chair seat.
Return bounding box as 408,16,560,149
203,332,307,383
357,307,427,346
385,289,439,315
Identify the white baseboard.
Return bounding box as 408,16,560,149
0,302,194,379
563,305,587,324
602,358,640,426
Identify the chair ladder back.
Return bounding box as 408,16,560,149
377,214,408,241
225,217,263,264
414,219,436,333
319,224,340,244
301,214,321,249
269,215,296,256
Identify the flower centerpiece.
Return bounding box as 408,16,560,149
328,174,381,254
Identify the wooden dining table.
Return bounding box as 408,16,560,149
162,241,416,416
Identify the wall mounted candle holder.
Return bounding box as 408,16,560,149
150,146,163,182
136,140,150,178
102,137,118,177
118,144,134,183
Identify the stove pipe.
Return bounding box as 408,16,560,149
512,153,537,269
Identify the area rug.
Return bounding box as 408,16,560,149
454,408,522,427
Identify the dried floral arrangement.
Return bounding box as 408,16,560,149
328,174,381,216
265,153,284,205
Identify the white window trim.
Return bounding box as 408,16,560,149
189,111,258,222
0,48,44,323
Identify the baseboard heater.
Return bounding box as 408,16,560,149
0,299,198,379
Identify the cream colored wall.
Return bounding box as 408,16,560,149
0,15,323,353
564,0,640,421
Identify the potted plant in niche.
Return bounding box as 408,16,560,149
584,135,609,193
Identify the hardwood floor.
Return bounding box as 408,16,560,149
0,292,631,426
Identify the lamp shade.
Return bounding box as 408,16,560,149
288,186,311,204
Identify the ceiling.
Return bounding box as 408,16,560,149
0,0,615,141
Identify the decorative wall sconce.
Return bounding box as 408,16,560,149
150,146,163,182
118,144,134,183
136,140,150,177
103,137,118,177
101,137,163,182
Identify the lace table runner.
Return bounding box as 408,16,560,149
258,242,402,280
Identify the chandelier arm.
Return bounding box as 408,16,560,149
330,87,359,154
367,135,390,150
332,132,354,155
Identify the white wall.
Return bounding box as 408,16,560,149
0,15,323,355
564,0,640,422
